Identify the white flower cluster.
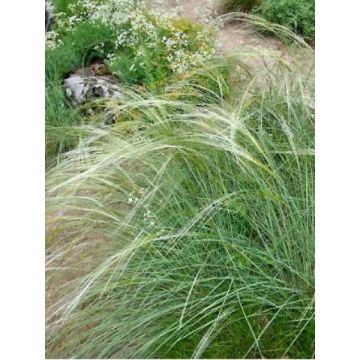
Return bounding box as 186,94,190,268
159,23,214,74
46,0,215,76
143,205,156,227
126,188,157,228
46,30,63,49
89,0,214,75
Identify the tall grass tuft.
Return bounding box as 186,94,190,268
46,51,314,358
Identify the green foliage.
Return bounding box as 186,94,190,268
47,0,215,87
107,38,169,88
46,21,117,81
220,0,315,40
51,0,75,14
220,0,261,13
257,0,315,39
107,17,215,89
51,0,106,16
45,20,118,163
45,81,86,165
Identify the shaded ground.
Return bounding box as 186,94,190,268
163,0,283,54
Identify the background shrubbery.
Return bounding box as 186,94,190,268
107,17,214,88
257,0,315,40
46,21,117,81
220,0,315,40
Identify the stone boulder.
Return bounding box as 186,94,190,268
64,74,124,106
64,66,125,125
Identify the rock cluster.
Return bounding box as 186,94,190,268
63,64,125,125
64,74,124,106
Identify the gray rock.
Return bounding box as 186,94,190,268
64,74,124,106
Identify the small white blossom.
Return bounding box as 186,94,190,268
48,0,215,77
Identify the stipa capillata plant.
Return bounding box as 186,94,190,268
46,51,314,358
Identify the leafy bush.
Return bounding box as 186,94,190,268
47,0,215,87
257,0,315,39
46,20,117,81
108,17,214,88
51,0,82,15
219,0,315,40
93,3,214,88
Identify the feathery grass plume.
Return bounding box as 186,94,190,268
46,47,314,358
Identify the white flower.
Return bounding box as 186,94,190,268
50,0,215,77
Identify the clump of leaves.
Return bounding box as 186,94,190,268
256,0,315,40
46,20,117,81
108,17,215,89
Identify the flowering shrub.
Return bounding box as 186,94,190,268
46,0,215,87
108,16,215,87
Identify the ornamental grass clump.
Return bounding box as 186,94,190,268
46,54,314,358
